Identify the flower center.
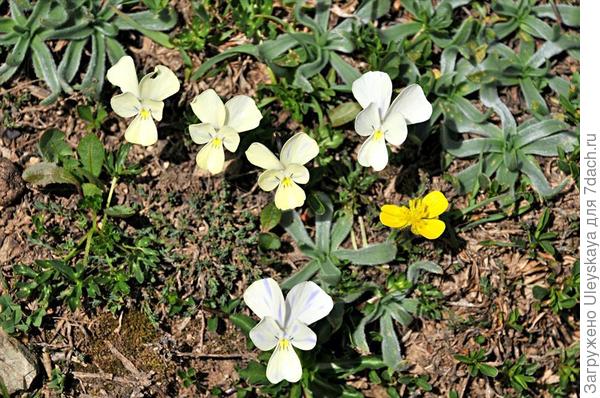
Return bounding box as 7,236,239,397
281,176,293,188
408,198,429,224
211,137,222,148
373,129,384,141
278,338,290,350
139,108,151,119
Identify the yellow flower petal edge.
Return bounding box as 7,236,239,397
380,205,410,229
421,191,449,218
412,219,446,240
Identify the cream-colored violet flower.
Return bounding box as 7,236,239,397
245,133,319,210
352,71,432,171
189,89,262,174
244,278,333,384
106,56,180,146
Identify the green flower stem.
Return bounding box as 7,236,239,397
100,176,118,227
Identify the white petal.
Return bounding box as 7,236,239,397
224,95,263,132
195,141,225,175
124,113,158,146
387,84,432,125
138,65,180,101
189,123,216,145
249,317,282,351
285,281,333,326
245,143,284,170
220,126,241,152
286,164,309,185
243,278,286,325
106,56,139,97
142,99,164,121
274,180,306,211
352,71,392,117
357,135,388,171
266,343,302,384
110,92,141,118
280,133,319,167
382,111,408,146
287,320,317,351
258,170,284,192
354,102,380,136
190,90,226,128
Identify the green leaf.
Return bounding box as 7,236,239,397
329,101,361,127
39,129,73,162
260,202,282,231
478,364,499,378
520,155,566,198
258,232,281,251
281,259,321,290
315,192,333,252
320,257,341,286
191,45,260,80
22,162,79,186
330,211,353,251
82,183,102,197
380,313,402,370
329,52,360,85
105,205,136,218
532,285,549,300
334,242,397,265
406,261,443,283
515,119,570,149
77,134,105,177
230,313,257,335
280,210,315,248
30,36,62,103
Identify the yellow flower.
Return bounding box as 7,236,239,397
380,191,449,239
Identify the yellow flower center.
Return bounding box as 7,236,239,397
139,108,151,119
278,338,290,350
281,176,293,188
373,129,384,141
408,198,429,224
211,137,222,148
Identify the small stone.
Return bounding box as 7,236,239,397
0,157,25,206
0,329,38,394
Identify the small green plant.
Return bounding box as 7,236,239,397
502,355,539,393
192,0,390,91
442,86,578,198
351,261,443,369
491,0,579,41
178,367,200,388
532,261,579,314
455,348,499,378
0,0,177,102
279,192,397,288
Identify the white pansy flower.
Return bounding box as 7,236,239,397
106,56,180,146
244,278,334,384
351,71,432,171
189,89,262,174
245,133,319,210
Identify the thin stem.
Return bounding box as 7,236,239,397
100,176,118,228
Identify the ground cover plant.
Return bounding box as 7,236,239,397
0,0,579,397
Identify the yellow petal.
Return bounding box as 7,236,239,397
274,179,306,210
421,191,449,218
124,113,158,146
196,142,225,174
379,205,410,229
412,219,446,239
